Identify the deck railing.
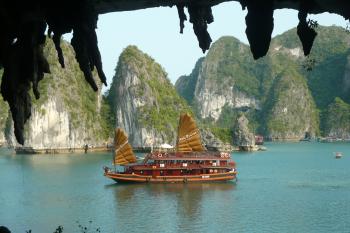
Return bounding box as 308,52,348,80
131,162,235,170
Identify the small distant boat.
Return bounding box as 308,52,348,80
335,152,342,159
255,135,264,145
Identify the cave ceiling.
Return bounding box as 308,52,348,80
0,0,349,144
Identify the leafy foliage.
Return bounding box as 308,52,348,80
322,97,350,137
209,126,233,143
204,36,260,97
263,68,320,138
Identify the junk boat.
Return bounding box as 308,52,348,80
104,113,237,183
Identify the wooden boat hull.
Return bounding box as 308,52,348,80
105,171,237,183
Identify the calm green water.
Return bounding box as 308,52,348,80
1,142,350,233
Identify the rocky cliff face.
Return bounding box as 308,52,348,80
200,128,223,148
0,70,7,145
264,69,319,139
108,46,192,147
176,26,350,140
4,39,108,149
175,58,204,105
233,114,255,146
176,37,261,122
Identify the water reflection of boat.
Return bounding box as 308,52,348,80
107,182,236,203
104,113,237,183
109,182,236,231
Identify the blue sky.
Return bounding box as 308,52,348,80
68,2,347,92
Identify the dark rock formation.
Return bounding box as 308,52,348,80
187,4,213,53
297,8,317,56
0,226,11,233
244,0,274,59
201,128,234,152
233,114,255,148
1,0,350,144
200,128,223,149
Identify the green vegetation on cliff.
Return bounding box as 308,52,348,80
176,26,350,140
322,97,350,137
264,68,319,138
199,36,260,97
1,39,111,145
175,58,204,104
271,26,350,109
30,38,109,142
100,96,114,139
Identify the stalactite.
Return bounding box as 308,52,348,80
46,6,74,69
245,0,274,59
71,4,107,90
297,8,317,56
0,6,49,145
176,4,187,34
52,33,65,68
188,5,214,53
0,2,107,144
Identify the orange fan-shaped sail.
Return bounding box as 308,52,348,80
114,128,137,165
176,113,205,152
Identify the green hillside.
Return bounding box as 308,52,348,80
176,25,350,140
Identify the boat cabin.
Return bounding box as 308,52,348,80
122,151,236,177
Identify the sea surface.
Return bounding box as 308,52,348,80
1,142,350,233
